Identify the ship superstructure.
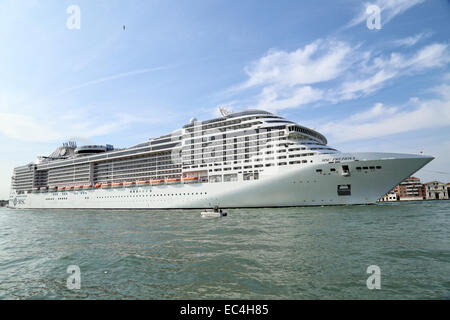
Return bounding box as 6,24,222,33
9,109,433,209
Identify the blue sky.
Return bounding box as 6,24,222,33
0,0,449,198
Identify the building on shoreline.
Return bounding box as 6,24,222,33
394,176,425,201
379,177,450,202
424,181,449,200
379,192,398,202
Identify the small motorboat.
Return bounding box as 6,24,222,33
200,209,227,218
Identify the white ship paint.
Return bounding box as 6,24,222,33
8,110,433,209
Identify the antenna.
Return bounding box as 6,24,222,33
218,106,232,117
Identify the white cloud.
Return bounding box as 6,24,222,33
348,103,397,122
254,86,324,111
334,69,397,101
392,31,433,47
331,43,449,101
61,66,173,94
232,39,358,111
318,86,450,143
240,40,353,89
346,0,427,29
0,82,181,143
229,39,449,111
0,113,60,142
430,84,450,101
0,111,167,143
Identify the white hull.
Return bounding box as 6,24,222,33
9,152,433,209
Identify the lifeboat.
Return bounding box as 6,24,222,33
83,184,93,190
150,179,164,185
49,186,57,191
66,186,74,191
101,183,112,189
32,187,40,193
137,180,150,186
40,187,48,193
124,181,136,188
95,184,102,189
73,186,82,191
183,177,199,184
112,182,123,188
58,186,66,192
166,178,181,184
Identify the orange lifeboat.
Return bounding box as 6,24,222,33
166,178,181,184
95,184,102,189
124,181,136,188
137,180,150,186
83,184,93,190
101,183,112,189
112,182,123,188
183,177,199,183
66,186,74,191
74,186,82,190
58,186,66,191
150,179,164,185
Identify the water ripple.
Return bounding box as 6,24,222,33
0,201,449,299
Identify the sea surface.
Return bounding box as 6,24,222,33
0,201,449,300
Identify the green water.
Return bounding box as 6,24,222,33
0,201,449,299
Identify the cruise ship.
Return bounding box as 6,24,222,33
8,109,433,209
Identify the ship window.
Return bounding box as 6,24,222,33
337,184,351,196
209,175,222,183
356,167,361,170
330,168,336,172
224,174,238,182
243,172,256,180
376,166,381,169
363,167,368,170
316,169,322,173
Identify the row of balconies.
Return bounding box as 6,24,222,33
94,164,181,175
184,132,283,147
48,170,90,178
184,121,255,135
94,170,181,180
